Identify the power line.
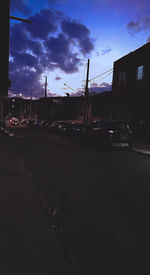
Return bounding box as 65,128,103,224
89,70,113,86
82,68,113,82
89,68,113,82
64,83,76,93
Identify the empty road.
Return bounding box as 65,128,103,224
6,127,150,274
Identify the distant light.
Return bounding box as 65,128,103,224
12,105,14,108
12,99,15,102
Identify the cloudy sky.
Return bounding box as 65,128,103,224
9,0,150,98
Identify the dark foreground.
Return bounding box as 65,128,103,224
1,127,150,274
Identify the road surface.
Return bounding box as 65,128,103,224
5,127,150,274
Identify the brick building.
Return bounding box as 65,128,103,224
112,42,150,138
112,42,150,98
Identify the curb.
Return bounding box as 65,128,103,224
132,148,150,156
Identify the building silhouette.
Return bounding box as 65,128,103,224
112,42,150,138
112,42,150,98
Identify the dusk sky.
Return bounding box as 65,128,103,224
9,0,150,98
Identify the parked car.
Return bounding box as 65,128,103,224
85,120,133,148
0,127,10,136
29,120,43,129
21,119,28,126
40,120,54,131
28,120,35,128
49,121,70,135
9,117,19,126
64,122,87,140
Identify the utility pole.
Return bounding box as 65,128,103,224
83,59,90,125
0,0,32,118
0,0,10,118
45,76,48,98
31,91,33,100
30,92,32,119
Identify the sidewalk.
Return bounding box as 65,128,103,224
0,136,75,275
132,139,150,155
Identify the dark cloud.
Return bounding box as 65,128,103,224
101,48,112,55
55,76,62,80
46,51,81,73
70,82,111,97
13,53,38,68
48,0,66,3
45,33,70,54
10,0,31,14
9,64,43,98
44,33,82,72
10,23,28,53
61,19,94,55
127,17,150,35
10,23,43,57
79,38,94,55
147,37,150,43
91,82,98,87
28,40,43,57
89,82,112,94
70,90,84,97
9,8,94,97
26,9,60,40
47,92,60,97
61,19,90,39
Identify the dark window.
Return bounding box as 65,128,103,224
136,65,144,80
119,71,126,84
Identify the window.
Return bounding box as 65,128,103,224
119,71,126,84
136,65,144,80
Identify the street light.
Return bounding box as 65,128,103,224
9,16,32,24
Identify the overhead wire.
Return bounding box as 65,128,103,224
89,70,113,88
82,68,113,83
90,70,113,84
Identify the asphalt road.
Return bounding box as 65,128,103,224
11,127,150,274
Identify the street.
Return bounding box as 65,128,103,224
2,127,150,274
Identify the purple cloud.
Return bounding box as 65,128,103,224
10,0,31,14
61,19,94,55
55,76,62,80
10,23,43,57
89,82,112,94
26,9,60,39
147,37,150,43
127,17,150,35
70,82,111,97
101,48,112,55
9,66,43,98
9,8,94,97
45,33,70,54
48,0,66,2
44,33,82,72
10,23,28,53
61,19,90,39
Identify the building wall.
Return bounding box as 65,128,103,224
112,42,150,98
112,42,150,138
